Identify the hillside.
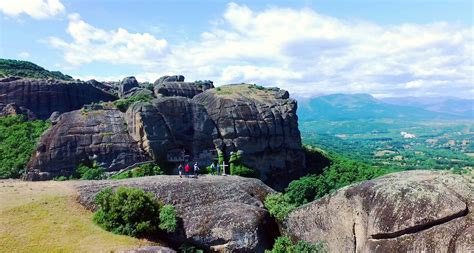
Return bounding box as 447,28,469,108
0,59,73,81
0,180,155,252
297,93,460,121
382,96,474,119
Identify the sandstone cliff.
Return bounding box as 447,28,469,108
283,170,474,253
193,85,305,190
26,107,148,180
0,77,117,119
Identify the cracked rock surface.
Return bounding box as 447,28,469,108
76,175,277,253
283,170,474,253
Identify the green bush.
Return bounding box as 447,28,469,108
0,115,50,178
111,163,163,179
53,176,68,181
264,193,296,222
76,162,106,180
266,236,326,253
229,151,259,178
93,187,177,237
159,204,177,233
113,94,153,112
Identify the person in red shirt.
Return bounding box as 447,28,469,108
184,163,190,178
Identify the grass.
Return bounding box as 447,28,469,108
0,180,154,252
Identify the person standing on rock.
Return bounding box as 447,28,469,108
178,164,183,178
194,162,200,178
210,162,216,175
184,163,190,178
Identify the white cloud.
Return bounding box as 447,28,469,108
0,0,64,19
48,3,473,98
47,13,168,67
17,51,31,59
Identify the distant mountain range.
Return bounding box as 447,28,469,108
297,93,473,121
381,96,473,118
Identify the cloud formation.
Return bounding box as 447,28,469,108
48,3,473,98
0,0,65,19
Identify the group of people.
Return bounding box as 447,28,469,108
177,161,223,178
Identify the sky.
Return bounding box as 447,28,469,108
0,0,472,99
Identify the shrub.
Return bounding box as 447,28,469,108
53,176,68,181
113,94,153,112
0,115,50,178
266,236,326,253
75,162,106,180
264,193,296,222
111,163,163,179
159,204,177,233
229,151,259,178
93,187,170,236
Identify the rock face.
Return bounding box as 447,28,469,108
0,102,36,120
25,107,149,180
283,171,474,253
154,82,214,99
119,76,139,97
125,97,218,163
154,75,186,84
76,175,278,252
0,77,117,119
193,85,305,190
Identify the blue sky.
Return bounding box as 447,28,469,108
0,0,472,98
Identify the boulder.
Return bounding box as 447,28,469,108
283,170,474,253
0,77,117,119
119,76,139,97
125,97,218,164
75,175,278,253
154,82,213,99
25,108,149,180
193,84,306,190
0,102,36,120
154,75,185,84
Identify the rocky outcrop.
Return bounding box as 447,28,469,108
0,77,117,119
76,175,278,252
193,84,305,190
154,82,214,99
25,107,149,180
155,75,185,84
0,102,36,120
119,76,139,97
125,97,218,163
283,170,474,253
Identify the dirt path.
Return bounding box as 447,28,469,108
0,180,153,252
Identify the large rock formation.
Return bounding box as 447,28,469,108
76,175,278,252
0,77,117,119
283,170,474,253
119,76,139,97
125,97,218,163
25,106,148,180
193,84,305,190
154,81,214,99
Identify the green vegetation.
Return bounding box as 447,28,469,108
265,147,397,221
264,193,296,221
113,93,154,112
229,151,259,178
265,236,326,253
93,187,177,237
0,59,73,80
158,204,178,233
300,119,474,171
75,162,107,180
111,163,164,179
0,115,50,178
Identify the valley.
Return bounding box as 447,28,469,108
301,119,474,171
